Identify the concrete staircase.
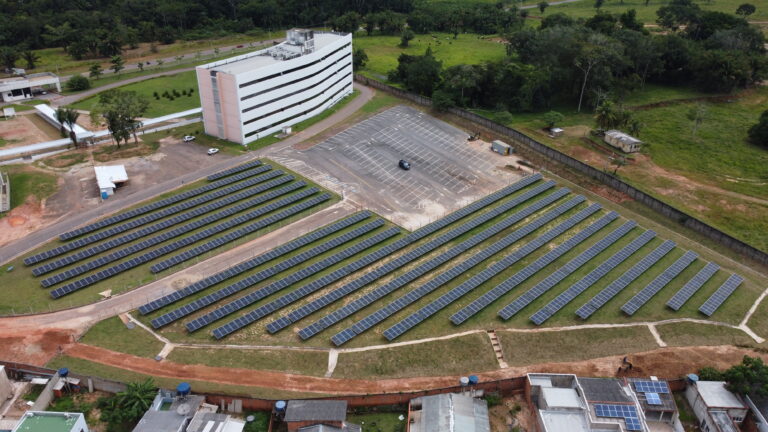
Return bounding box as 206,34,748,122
487,330,509,369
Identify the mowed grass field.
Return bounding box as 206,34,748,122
1,164,59,212
0,159,338,315
69,71,200,117
353,32,507,79
127,176,765,362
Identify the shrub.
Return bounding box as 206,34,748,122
65,75,91,91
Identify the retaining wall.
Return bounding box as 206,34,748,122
354,74,768,266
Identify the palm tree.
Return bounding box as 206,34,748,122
595,100,618,130
62,109,80,148
116,379,156,423
54,107,68,139
21,51,40,69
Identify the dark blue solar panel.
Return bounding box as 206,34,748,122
621,250,698,315
699,273,743,316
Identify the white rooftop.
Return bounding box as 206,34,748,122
35,104,93,139
94,165,128,190
696,382,745,409
542,387,583,409
540,411,592,432
202,33,344,76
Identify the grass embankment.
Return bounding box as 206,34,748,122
354,32,507,79
333,333,499,379
167,348,328,377
0,164,58,213
69,71,199,117
46,355,328,399
80,317,164,358
347,413,406,432
498,327,658,366
656,322,757,348
0,160,338,315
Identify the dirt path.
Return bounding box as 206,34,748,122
61,343,768,395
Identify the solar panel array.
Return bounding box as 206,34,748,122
383,197,598,341
37,177,296,284
187,227,400,334
330,189,575,346
496,215,631,321
451,206,612,325
576,240,676,319
293,181,560,341
50,192,330,299
261,176,548,336
56,162,267,242
149,219,386,328
666,262,720,311
646,393,662,405
621,250,698,316
39,181,305,287
529,229,656,325
634,380,670,393
699,273,744,316
139,211,372,315
206,160,264,181
593,404,642,431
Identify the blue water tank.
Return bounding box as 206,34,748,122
176,382,191,396
687,374,699,383
101,191,109,200
469,375,479,385
58,368,69,378
275,400,287,412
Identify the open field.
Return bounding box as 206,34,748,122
2,165,59,212
521,0,768,22
506,87,768,252
497,327,659,366
0,159,338,314
167,347,329,377
333,334,499,379
655,322,757,347
347,413,406,432
69,71,199,117
80,316,164,357
353,32,507,79
45,355,328,399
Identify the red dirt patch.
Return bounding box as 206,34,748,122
0,200,46,247
0,330,75,366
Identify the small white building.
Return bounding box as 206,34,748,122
94,165,129,198
11,411,89,432
604,130,642,153
0,73,61,102
685,381,747,432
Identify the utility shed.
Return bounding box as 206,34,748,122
94,165,128,198
409,393,490,432
284,400,348,432
604,130,642,153
491,140,513,155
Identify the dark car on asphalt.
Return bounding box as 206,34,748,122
398,159,411,170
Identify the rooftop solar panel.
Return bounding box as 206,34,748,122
634,380,670,394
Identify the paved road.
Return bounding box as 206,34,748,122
0,83,373,264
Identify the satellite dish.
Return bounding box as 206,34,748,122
246,416,255,422
176,404,190,416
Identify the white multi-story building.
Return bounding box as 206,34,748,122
196,29,353,145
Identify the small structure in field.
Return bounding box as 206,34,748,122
0,170,10,212
604,130,642,153
94,165,128,198
491,140,513,155
549,127,564,138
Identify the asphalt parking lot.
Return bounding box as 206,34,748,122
270,105,522,230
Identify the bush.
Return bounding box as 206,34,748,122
543,111,564,129
748,110,768,148
483,393,503,407
66,75,91,91
431,89,455,112
494,111,514,124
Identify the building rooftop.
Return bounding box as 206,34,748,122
285,400,348,422
94,165,128,190
695,382,745,409
13,412,82,432
298,424,362,432
710,411,739,432
201,31,346,76
132,393,205,432
187,412,244,432
0,72,59,88
412,393,490,432
542,387,584,409
579,378,633,404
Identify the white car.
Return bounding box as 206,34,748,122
183,135,196,142
207,148,219,156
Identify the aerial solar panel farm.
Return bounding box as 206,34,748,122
51,166,753,350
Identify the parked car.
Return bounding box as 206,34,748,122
183,135,196,142
398,159,411,170
207,148,219,155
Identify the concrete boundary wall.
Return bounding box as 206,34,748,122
0,171,9,212
353,75,768,266
30,372,59,411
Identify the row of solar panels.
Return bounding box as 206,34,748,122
328,187,575,346
261,175,544,337
139,211,374,315
49,191,330,299
34,173,291,278
149,218,386,328
292,179,559,341
39,180,304,288
208,228,402,339
594,404,642,431
206,159,264,181
381,198,599,341
56,162,266,242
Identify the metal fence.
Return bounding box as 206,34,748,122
354,74,768,266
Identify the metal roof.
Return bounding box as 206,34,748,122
695,382,745,409
417,393,490,432
285,400,347,422
94,165,128,190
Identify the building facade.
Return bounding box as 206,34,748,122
685,381,747,432
196,29,353,145
0,73,61,102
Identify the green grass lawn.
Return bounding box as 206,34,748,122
68,71,199,117
46,355,328,399
333,333,499,379
39,151,88,168
1,165,59,212
167,347,329,376
354,32,507,79
656,322,757,347
80,317,165,358
498,327,659,366
347,413,406,432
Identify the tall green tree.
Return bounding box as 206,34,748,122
748,110,768,148
21,51,40,69
92,90,149,148
61,108,81,148
89,64,102,80
399,29,415,47
735,3,756,17
724,356,768,397
686,102,708,136
353,48,368,70
0,47,18,71
538,1,550,14
110,55,124,76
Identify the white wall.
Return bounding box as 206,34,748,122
0,366,11,402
